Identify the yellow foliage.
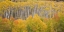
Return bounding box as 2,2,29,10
0,18,11,32
0,16,2,21
13,19,25,28
0,1,9,10
12,28,17,32
13,19,27,32
33,14,41,21
26,14,47,32
51,2,56,8
58,12,64,17
0,1,64,32
26,15,32,20
38,1,45,8
45,7,50,10
33,14,47,29
2,18,11,24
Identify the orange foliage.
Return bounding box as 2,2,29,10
53,13,59,21
10,16,15,21
2,18,9,22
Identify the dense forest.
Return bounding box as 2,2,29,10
0,0,64,32
0,0,64,2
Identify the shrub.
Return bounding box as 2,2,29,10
12,19,27,32
26,14,47,32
